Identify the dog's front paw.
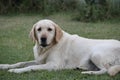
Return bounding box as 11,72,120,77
8,69,25,73
81,71,93,74
0,64,10,69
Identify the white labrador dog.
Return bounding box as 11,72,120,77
0,19,120,76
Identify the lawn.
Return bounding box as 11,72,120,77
0,13,120,80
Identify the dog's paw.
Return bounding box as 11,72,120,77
0,64,10,69
8,69,25,73
108,68,118,76
108,71,116,76
81,71,93,74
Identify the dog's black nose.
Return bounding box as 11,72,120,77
41,37,47,42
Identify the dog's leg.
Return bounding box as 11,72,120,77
81,68,107,75
8,62,57,73
0,60,37,69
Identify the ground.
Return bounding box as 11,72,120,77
0,13,120,80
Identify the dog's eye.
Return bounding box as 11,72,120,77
48,28,52,31
38,28,41,31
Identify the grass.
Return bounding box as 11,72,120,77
0,13,120,80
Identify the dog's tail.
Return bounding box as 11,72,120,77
108,65,120,76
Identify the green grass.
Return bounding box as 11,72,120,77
0,13,120,80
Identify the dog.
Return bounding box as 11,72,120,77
0,19,120,76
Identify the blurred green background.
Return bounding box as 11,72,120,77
0,0,120,21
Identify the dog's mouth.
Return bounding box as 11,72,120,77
40,44,48,47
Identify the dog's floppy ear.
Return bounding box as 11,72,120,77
53,23,63,43
29,23,38,43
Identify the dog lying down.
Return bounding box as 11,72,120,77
0,19,120,76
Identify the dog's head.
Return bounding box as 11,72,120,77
30,19,63,47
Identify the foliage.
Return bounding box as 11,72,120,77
107,0,120,16
0,0,78,15
0,0,120,21
74,0,108,22
73,0,120,22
